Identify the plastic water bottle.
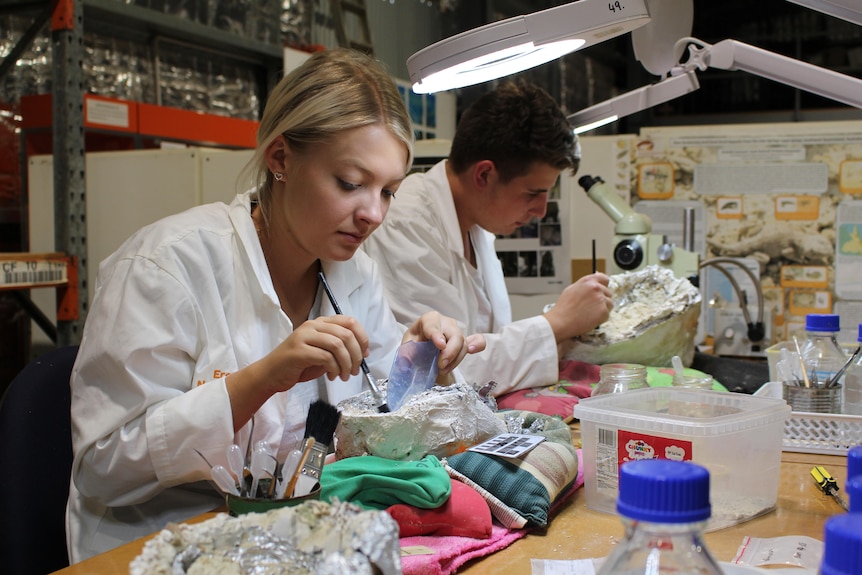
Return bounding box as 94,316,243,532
820,513,862,575
800,314,846,389
591,363,648,397
596,459,724,575
841,324,862,416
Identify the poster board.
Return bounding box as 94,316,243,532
635,121,862,345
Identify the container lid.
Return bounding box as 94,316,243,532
616,459,711,523
805,313,840,332
849,445,862,480
821,514,862,575
858,323,862,343
573,387,791,436
847,476,862,514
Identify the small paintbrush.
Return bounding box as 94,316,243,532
318,270,391,412
293,399,342,497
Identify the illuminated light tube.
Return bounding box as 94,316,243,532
568,70,700,134
407,0,652,94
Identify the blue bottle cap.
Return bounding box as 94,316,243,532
849,446,862,481
821,514,862,575
805,314,840,332
616,459,711,523
857,323,862,343
847,476,862,513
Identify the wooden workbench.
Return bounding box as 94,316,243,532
54,441,847,574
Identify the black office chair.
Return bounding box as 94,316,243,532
0,345,78,575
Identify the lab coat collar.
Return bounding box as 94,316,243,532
229,190,280,308
425,161,512,326
318,259,366,317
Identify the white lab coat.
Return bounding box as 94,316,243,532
66,190,403,563
363,160,558,395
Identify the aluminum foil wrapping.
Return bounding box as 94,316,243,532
129,500,402,575
561,265,702,367
335,382,507,461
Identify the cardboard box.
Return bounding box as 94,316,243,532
574,387,790,531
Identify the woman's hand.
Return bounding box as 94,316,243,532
267,315,371,390
226,315,369,429
403,311,486,376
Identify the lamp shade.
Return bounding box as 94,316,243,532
407,0,651,94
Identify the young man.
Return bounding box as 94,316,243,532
363,81,613,395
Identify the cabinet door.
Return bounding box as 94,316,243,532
200,148,254,205
28,148,200,345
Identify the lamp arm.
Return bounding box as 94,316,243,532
682,38,862,109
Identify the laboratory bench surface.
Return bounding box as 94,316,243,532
53,428,848,574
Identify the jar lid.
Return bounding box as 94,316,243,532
805,314,840,332
846,476,862,513
616,459,711,523
821,514,862,575
849,445,862,480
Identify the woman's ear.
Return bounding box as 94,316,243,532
264,134,289,175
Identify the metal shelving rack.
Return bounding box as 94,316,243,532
0,0,284,347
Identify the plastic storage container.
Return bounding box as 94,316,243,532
573,387,791,531
596,459,724,575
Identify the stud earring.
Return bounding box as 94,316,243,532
274,172,284,182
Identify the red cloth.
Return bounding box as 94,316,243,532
399,450,585,575
386,478,492,539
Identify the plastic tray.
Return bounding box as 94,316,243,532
754,381,862,455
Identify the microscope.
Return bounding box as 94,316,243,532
578,175,700,282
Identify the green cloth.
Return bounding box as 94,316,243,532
320,454,451,510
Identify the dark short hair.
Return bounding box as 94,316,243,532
448,80,579,182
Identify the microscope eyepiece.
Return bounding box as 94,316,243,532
578,175,603,192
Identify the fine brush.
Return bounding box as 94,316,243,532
317,270,391,412
293,399,342,497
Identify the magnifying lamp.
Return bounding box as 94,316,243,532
406,0,652,94
569,37,862,133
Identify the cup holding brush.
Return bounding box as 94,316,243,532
293,399,342,497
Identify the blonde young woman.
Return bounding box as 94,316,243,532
67,49,484,563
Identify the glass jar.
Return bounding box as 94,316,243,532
672,373,715,390
591,363,648,397
596,459,724,575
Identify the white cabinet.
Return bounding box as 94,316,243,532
28,147,253,345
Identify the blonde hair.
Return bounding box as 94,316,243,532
242,48,414,228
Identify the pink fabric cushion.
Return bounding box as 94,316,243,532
386,478,492,539
496,360,599,420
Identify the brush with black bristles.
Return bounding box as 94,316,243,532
292,399,342,497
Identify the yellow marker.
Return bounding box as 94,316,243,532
811,466,849,511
